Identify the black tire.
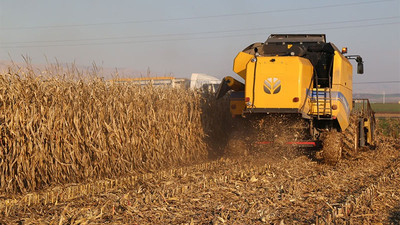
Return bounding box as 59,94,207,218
321,130,343,165
343,114,359,157
359,118,366,147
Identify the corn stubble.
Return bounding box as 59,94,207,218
0,67,225,194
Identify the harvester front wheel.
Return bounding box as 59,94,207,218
321,130,343,165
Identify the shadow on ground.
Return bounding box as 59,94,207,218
388,204,400,224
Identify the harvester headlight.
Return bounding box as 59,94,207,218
331,104,338,110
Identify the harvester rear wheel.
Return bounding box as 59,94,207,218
321,130,343,165
342,113,360,157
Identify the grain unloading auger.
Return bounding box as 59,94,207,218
216,34,375,163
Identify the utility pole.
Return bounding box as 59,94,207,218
383,91,385,104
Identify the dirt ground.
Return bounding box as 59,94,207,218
1,135,399,225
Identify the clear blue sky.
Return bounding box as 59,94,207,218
1,0,399,93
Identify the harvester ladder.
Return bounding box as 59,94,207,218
314,74,333,120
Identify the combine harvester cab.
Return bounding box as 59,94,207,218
216,34,375,162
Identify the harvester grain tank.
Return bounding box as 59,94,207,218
216,34,375,162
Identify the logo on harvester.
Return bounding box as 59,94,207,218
263,78,281,94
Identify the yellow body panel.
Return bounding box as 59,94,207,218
233,52,254,80
230,48,354,132
244,56,313,112
364,119,373,144
332,51,353,131
308,50,353,131
230,99,245,116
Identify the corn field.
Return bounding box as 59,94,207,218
0,65,230,194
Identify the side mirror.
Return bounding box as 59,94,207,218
347,55,364,74
357,61,364,74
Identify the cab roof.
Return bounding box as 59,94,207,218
266,34,326,44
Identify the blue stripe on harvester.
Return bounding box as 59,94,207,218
307,89,350,116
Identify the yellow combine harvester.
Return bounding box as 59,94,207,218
217,34,375,162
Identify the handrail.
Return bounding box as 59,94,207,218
353,98,376,141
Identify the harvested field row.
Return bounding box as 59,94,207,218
317,137,400,224
344,158,400,224
1,136,398,224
